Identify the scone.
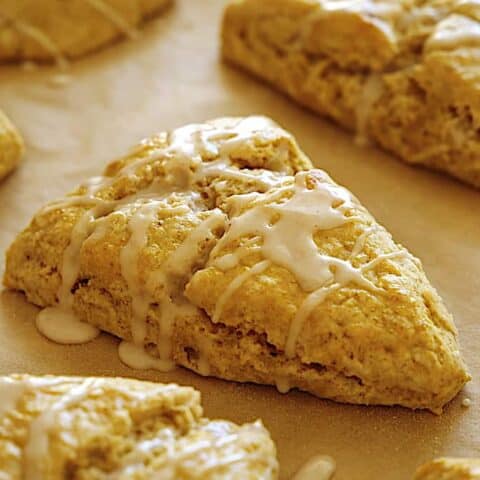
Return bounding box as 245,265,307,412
222,0,480,188
0,0,173,65
415,458,480,480
0,374,278,479
0,109,24,180
4,116,470,413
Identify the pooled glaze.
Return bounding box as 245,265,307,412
35,205,106,345
293,455,336,480
36,307,100,344
118,341,175,372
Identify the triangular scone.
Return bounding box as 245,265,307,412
0,0,173,65
0,374,278,479
4,116,469,413
0,109,24,180
414,458,480,480
222,0,480,188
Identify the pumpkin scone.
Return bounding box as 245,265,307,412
414,458,480,480
0,109,24,181
0,0,173,65
222,0,480,188
0,374,278,479
4,116,470,413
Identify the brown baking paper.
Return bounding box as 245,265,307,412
0,1,478,478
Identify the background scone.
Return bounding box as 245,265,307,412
0,109,24,180
0,0,173,65
0,374,278,479
222,0,480,188
415,458,480,480
4,116,470,413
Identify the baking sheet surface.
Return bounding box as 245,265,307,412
0,1,479,478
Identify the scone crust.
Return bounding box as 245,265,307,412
0,0,173,63
0,110,24,180
0,374,278,479
414,458,480,480
222,0,480,188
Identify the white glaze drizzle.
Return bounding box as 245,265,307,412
286,230,403,359
355,74,385,146
119,199,189,345
35,205,104,344
318,0,400,19
106,419,276,478
425,12,480,52
145,211,227,364
84,0,138,39
118,198,226,369
31,117,404,389
0,377,69,419
213,260,271,322
291,0,400,53
275,376,291,394
1,375,275,478
34,117,287,368
0,11,68,69
293,455,336,480
0,377,29,418
208,171,406,364
211,172,357,293
24,378,99,480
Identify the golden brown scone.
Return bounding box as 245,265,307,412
414,458,480,480
222,0,480,188
0,0,173,65
4,116,470,413
0,109,24,180
0,374,278,479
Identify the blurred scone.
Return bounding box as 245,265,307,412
0,0,173,64
0,109,24,180
222,0,480,188
415,458,480,480
0,374,278,479
4,116,470,413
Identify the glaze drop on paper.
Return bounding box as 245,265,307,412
293,455,336,480
36,307,100,344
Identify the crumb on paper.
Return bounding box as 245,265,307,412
49,74,73,87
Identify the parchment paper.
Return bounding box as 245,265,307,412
0,1,478,478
